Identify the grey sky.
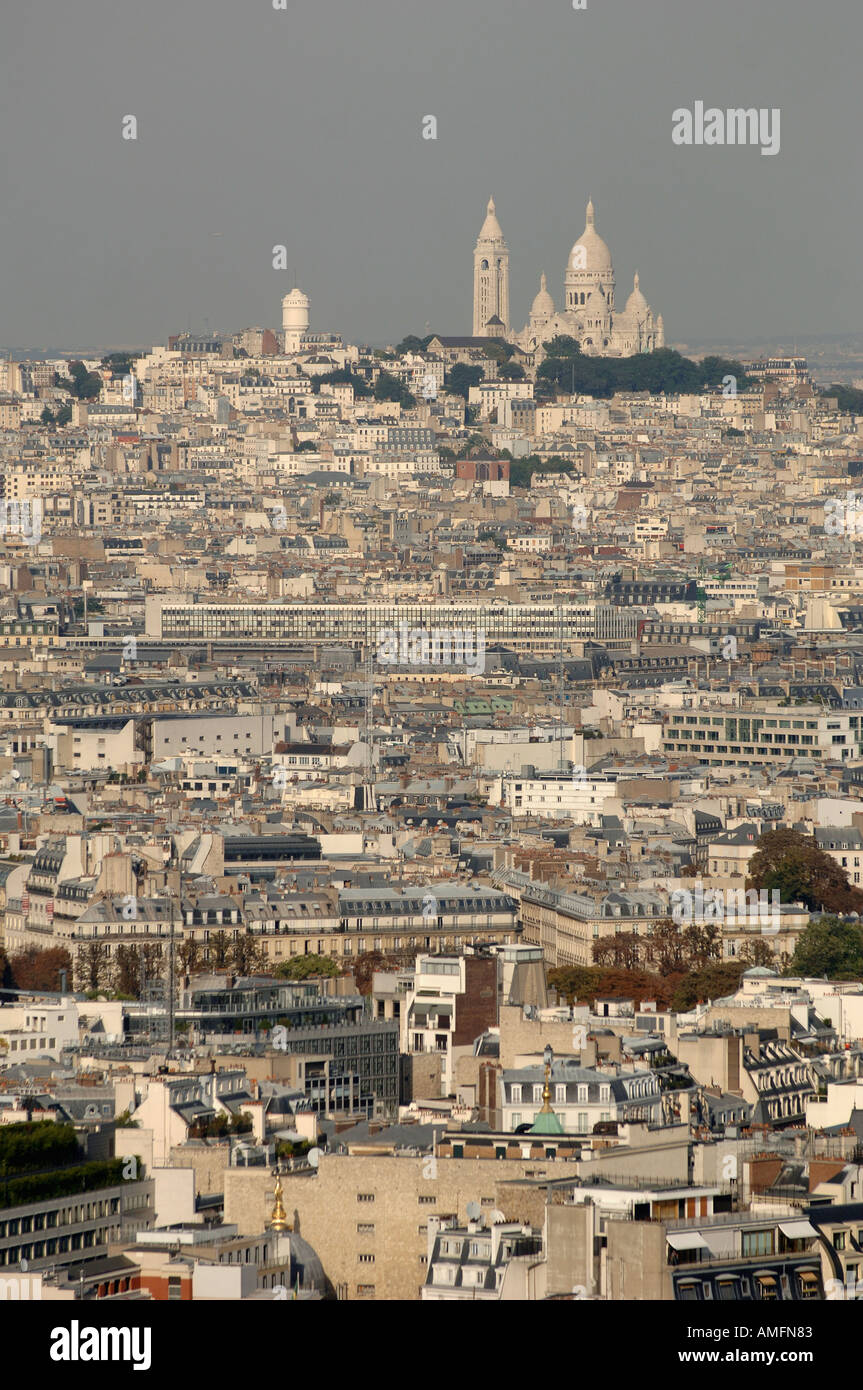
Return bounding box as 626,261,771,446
1,0,859,350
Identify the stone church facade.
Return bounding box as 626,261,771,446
472,196,664,358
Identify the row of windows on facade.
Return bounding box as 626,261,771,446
510,1082,613,1105
3,1035,59,1052
509,1112,611,1132
357,1193,444,1206
0,1197,123,1239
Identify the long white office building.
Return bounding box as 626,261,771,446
145,598,637,652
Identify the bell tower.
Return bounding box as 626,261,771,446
472,197,510,337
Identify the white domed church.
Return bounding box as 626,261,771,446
472,196,664,357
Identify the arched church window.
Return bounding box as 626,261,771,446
481,259,489,270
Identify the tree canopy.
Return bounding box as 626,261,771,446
498,360,525,380
508,454,576,489
60,360,103,400
374,369,415,408
395,334,435,355
446,363,485,399
789,915,863,980
537,346,750,400
275,954,342,981
314,367,371,397
747,828,863,914
822,384,863,413
7,946,72,993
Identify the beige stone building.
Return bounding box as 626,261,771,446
224,1153,584,1301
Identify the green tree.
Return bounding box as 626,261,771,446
314,367,371,397
62,360,103,400
101,352,137,376
509,454,575,489
542,335,583,359
535,345,748,402
498,361,525,380
40,406,55,424
698,356,751,390
789,916,863,980
374,370,415,407
447,363,485,399
481,338,516,366
276,953,342,981
747,828,863,914
56,404,73,425
395,334,434,354
822,384,863,413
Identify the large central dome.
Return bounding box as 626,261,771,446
568,198,612,273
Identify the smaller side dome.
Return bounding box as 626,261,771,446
531,272,555,318
624,271,649,316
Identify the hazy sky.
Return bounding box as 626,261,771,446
1,0,860,350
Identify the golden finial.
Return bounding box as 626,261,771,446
540,1043,553,1113
270,1174,290,1231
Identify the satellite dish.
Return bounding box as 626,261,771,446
466,1201,481,1221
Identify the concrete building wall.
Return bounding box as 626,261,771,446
606,1218,673,1300
224,1154,583,1301
498,1004,598,1070
167,1142,232,1196
152,1166,197,1227
545,1201,595,1296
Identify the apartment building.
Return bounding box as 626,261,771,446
501,1059,662,1133
662,703,862,766
147,598,638,652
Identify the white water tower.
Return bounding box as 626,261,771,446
281,286,310,353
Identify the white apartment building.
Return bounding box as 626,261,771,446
662,704,863,766
151,713,278,759
493,773,619,823
501,1060,662,1133
0,1001,79,1065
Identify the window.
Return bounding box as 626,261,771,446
797,1271,819,1300
358,1253,375,1264
741,1229,774,1258
357,1224,374,1235
834,1231,847,1251
357,1193,375,1203
511,1084,522,1104
418,1196,436,1206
